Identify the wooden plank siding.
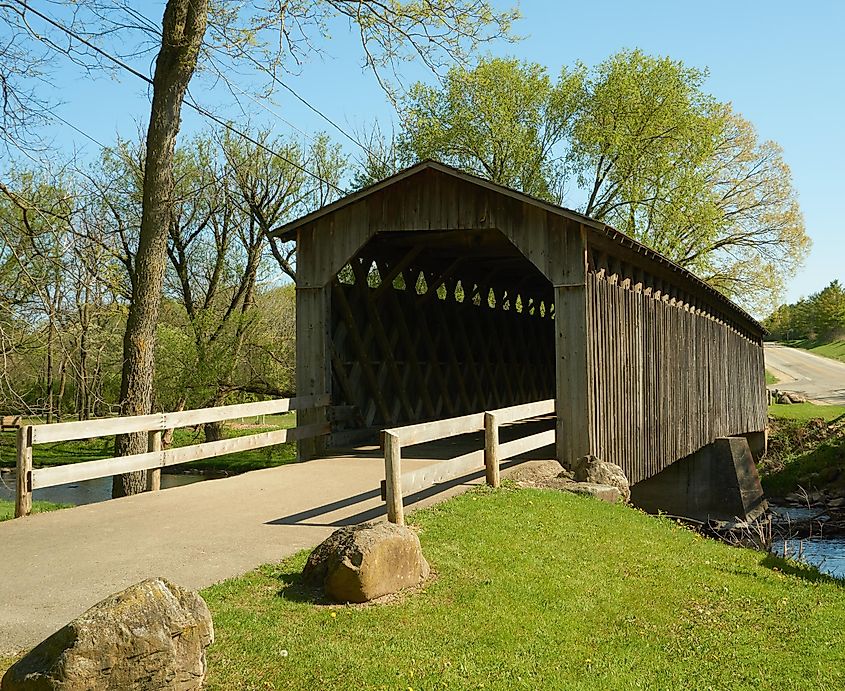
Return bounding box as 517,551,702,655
586,271,766,484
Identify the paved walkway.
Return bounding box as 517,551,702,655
764,343,845,405
0,441,545,655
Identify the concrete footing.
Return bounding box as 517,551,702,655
734,429,768,462
630,436,768,523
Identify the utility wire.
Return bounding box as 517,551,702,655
120,2,377,160
11,0,348,194
129,5,379,163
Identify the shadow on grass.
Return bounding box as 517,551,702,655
275,570,332,604
759,552,844,587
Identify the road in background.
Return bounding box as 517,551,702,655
764,343,845,405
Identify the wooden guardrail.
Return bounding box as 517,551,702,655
1,416,22,431
382,399,556,525
14,394,331,519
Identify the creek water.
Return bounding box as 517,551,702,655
770,506,845,580
0,470,207,507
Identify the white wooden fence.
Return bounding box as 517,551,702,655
382,399,556,525
14,394,331,518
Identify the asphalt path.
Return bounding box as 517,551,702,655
764,343,845,405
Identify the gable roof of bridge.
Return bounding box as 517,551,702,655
272,160,765,336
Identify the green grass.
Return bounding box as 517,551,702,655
765,370,779,385
782,338,845,364
201,488,845,690
0,413,298,474
768,402,845,422
0,498,71,521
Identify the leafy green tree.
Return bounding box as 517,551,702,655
764,281,845,341
400,50,810,311
813,281,845,338
401,57,584,201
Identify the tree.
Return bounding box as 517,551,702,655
763,280,845,341
813,281,845,339
401,57,584,201
112,0,209,497
571,52,809,311
0,167,123,422
0,172,74,422
11,0,516,495
351,125,408,190
400,50,810,311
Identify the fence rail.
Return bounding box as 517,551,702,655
382,399,556,525
14,394,331,519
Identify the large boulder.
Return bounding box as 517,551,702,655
506,460,566,486
303,522,430,603
1,578,213,691
572,455,630,503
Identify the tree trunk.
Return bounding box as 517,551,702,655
79,305,89,421
45,318,54,424
56,355,67,423
112,0,208,498
162,396,186,448
203,420,224,443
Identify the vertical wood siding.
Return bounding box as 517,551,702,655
587,272,767,484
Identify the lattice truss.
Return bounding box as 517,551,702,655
330,239,556,429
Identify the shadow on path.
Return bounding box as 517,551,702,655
264,455,544,528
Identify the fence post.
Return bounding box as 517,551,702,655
484,412,500,488
146,430,162,492
384,432,404,525
15,425,33,518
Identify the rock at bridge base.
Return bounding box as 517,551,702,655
572,455,631,503
508,464,623,504
1,578,213,691
505,460,566,486
562,481,623,503
303,522,430,603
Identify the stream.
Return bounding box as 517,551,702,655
770,505,845,579
0,470,209,507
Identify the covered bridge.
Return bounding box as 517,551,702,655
273,161,768,492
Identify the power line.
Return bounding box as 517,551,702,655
120,3,377,161
47,111,111,150
224,47,377,159
11,0,347,194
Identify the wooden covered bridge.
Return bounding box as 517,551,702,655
275,161,768,518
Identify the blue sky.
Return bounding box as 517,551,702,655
21,0,845,308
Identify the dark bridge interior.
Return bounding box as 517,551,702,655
329,229,555,430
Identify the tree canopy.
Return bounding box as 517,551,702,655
764,280,845,342
399,50,810,311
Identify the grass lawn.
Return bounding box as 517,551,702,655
782,338,845,365
0,412,298,474
0,498,71,521
765,370,779,385
201,488,845,690
767,402,845,422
